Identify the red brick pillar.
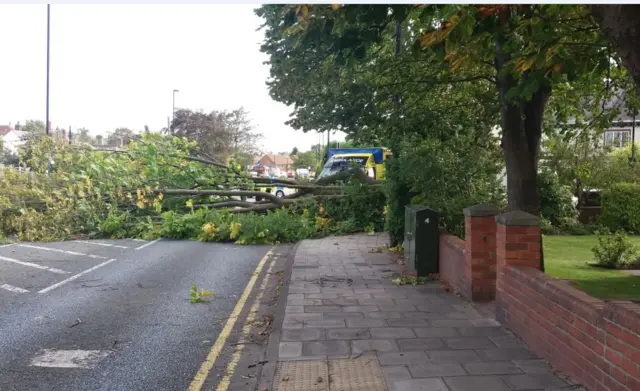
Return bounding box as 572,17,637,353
463,204,499,302
495,210,541,324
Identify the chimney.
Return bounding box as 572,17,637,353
61,129,66,141
14,122,20,130
96,135,103,145
117,137,123,147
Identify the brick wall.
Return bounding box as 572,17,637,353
436,205,640,390
437,204,499,302
497,266,640,391
438,233,469,299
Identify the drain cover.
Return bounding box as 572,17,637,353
273,358,388,391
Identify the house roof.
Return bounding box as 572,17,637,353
260,154,295,166
0,125,12,136
565,89,640,125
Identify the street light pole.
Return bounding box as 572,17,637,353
172,89,179,133
46,4,51,136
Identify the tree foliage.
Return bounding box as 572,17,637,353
169,107,262,163
257,4,611,219
0,133,382,242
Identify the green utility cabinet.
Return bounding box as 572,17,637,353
404,205,440,276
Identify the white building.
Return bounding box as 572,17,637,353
0,125,27,154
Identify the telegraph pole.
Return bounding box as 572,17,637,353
46,4,51,136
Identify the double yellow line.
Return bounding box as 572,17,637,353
187,249,274,391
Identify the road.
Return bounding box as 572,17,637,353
0,238,290,391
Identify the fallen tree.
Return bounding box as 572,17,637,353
0,133,385,243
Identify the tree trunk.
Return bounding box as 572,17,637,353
496,42,549,271
589,5,640,95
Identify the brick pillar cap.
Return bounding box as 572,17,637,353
495,210,540,226
463,204,500,217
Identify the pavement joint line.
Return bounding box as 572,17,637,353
187,248,274,391
134,238,161,251
0,255,68,274
16,244,109,259
75,240,130,249
215,258,276,391
38,258,117,294
0,283,30,293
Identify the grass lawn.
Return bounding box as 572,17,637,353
544,235,640,301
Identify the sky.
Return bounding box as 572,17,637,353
0,4,345,153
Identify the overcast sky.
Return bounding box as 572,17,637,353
0,4,344,153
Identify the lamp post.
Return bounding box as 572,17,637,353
46,4,51,136
172,89,179,130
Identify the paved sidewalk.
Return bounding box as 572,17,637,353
271,233,582,391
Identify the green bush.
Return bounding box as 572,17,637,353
591,229,638,268
538,170,577,227
386,136,505,240
600,182,640,233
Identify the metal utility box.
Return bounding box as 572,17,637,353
404,205,440,276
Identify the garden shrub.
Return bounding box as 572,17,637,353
600,182,640,234
538,170,578,227
591,229,638,268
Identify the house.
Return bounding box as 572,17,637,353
255,154,296,171
0,124,27,154
561,90,640,150
599,93,640,149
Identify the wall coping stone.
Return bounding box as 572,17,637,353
463,204,500,217
495,210,540,226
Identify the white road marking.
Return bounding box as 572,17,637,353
0,255,68,274
17,244,108,259
134,238,161,251
38,258,116,294
0,243,13,248
0,284,29,293
75,240,129,249
132,239,145,242
30,349,111,369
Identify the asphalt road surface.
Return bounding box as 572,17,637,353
0,238,281,391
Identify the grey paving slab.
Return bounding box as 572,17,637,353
322,312,365,320
392,378,451,391
463,361,524,375
426,350,483,363
378,351,429,366
282,328,326,342
443,337,497,350
365,311,405,319
273,234,581,391
351,339,399,354
381,366,413,388
414,328,460,338
279,342,302,358
387,318,430,327
370,327,416,339
444,375,510,391
397,338,445,351
476,348,538,361
409,361,467,378
346,318,388,328
502,373,568,390
302,340,350,356
326,328,371,340
512,359,554,374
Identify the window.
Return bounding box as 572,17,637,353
603,130,631,148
